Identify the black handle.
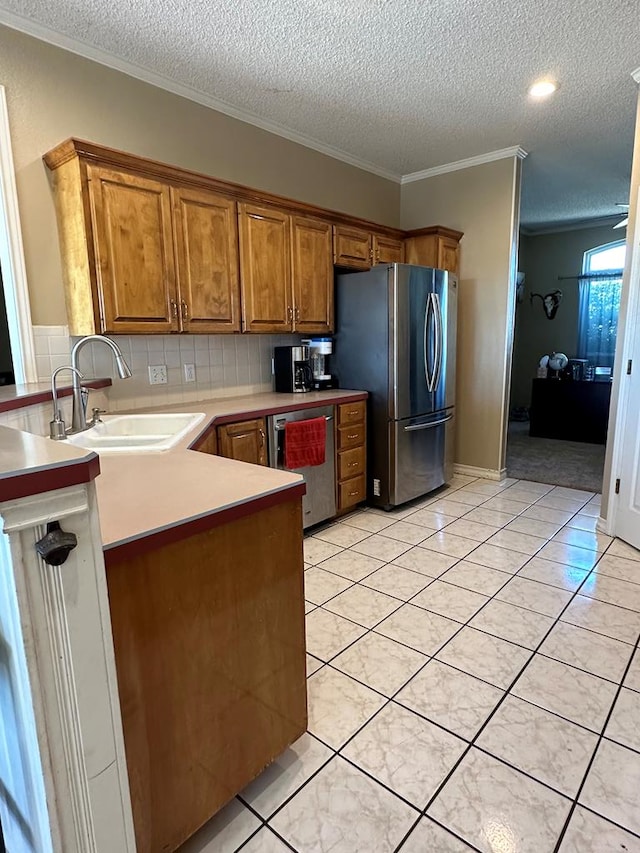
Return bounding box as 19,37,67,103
35,521,78,567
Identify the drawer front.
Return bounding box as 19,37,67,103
338,446,366,481
339,475,366,510
337,400,366,426
338,423,366,451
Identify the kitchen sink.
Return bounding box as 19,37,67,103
64,412,206,453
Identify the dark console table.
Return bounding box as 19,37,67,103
529,378,612,444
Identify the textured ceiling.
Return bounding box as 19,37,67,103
1,0,639,229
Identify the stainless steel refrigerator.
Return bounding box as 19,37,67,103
334,264,457,509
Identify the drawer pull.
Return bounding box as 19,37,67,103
348,490,360,496
348,461,359,467
347,409,359,415
347,433,358,439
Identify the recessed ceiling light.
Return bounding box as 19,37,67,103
529,80,558,98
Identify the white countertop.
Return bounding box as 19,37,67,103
0,424,97,483
0,388,367,557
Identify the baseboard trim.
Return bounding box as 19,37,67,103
453,464,507,482
595,514,612,536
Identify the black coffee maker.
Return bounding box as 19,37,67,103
274,345,313,393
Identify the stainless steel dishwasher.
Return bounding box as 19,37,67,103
267,405,336,529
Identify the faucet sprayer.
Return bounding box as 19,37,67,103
68,335,132,434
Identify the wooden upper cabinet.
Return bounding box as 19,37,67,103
404,227,463,275
87,165,177,334
437,236,460,275
372,233,404,265
239,203,292,333
333,225,371,269
45,140,460,337
172,187,241,333
291,216,333,334
217,418,268,465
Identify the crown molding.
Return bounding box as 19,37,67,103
0,10,402,184
400,146,528,184
632,67,640,84
520,215,625,236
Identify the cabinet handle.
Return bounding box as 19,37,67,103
347,433,359,439
287,305,293,322
259,428,265,447
348,490,360,497
348,461,359,467
347,409,359,415
170,299,178,318
181,300,189,320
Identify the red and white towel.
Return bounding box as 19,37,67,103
284,417,327,469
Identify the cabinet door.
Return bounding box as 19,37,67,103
172,187,241,333
193,426,218,455
333,225,371,269
291,216,333,334
404,232,461,275
372,234,404,265
238,203,292,332
87,164,178,333
437,236,460,275
217,418,268,465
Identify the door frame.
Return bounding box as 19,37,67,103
600,72,640,535
600,176,640,535
0,84,36,384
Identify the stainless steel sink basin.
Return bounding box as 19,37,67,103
64,412,206,453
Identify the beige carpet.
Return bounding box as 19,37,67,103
506,422,605,493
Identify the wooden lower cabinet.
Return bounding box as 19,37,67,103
336,401,367,512
217,417,268,465
192,425,218,455
106,499,307,853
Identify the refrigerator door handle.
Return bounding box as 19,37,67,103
433,291,443,391
424,293,438,392
403,414,453,431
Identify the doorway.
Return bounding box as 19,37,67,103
506,223,626,493
0,266,16,386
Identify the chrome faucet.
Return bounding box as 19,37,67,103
68,335,132,434
49,365,83,440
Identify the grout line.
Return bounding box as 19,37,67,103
573,802,640,842
552,631,640,851
287,479,631,851
413,545,618,832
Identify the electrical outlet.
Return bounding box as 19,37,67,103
148,364,167,385
184,363,196,383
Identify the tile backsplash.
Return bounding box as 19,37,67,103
32,326,301,411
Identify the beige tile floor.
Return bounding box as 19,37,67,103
180,475,640,853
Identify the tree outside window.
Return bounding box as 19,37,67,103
577,241,626,367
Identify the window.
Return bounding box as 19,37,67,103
577,240,625,367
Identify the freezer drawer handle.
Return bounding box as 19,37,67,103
274,414,333,431
403,414,453,432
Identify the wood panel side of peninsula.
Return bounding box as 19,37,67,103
106,498,306,853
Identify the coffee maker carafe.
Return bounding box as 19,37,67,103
303,337,335,390
274,345,313,393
